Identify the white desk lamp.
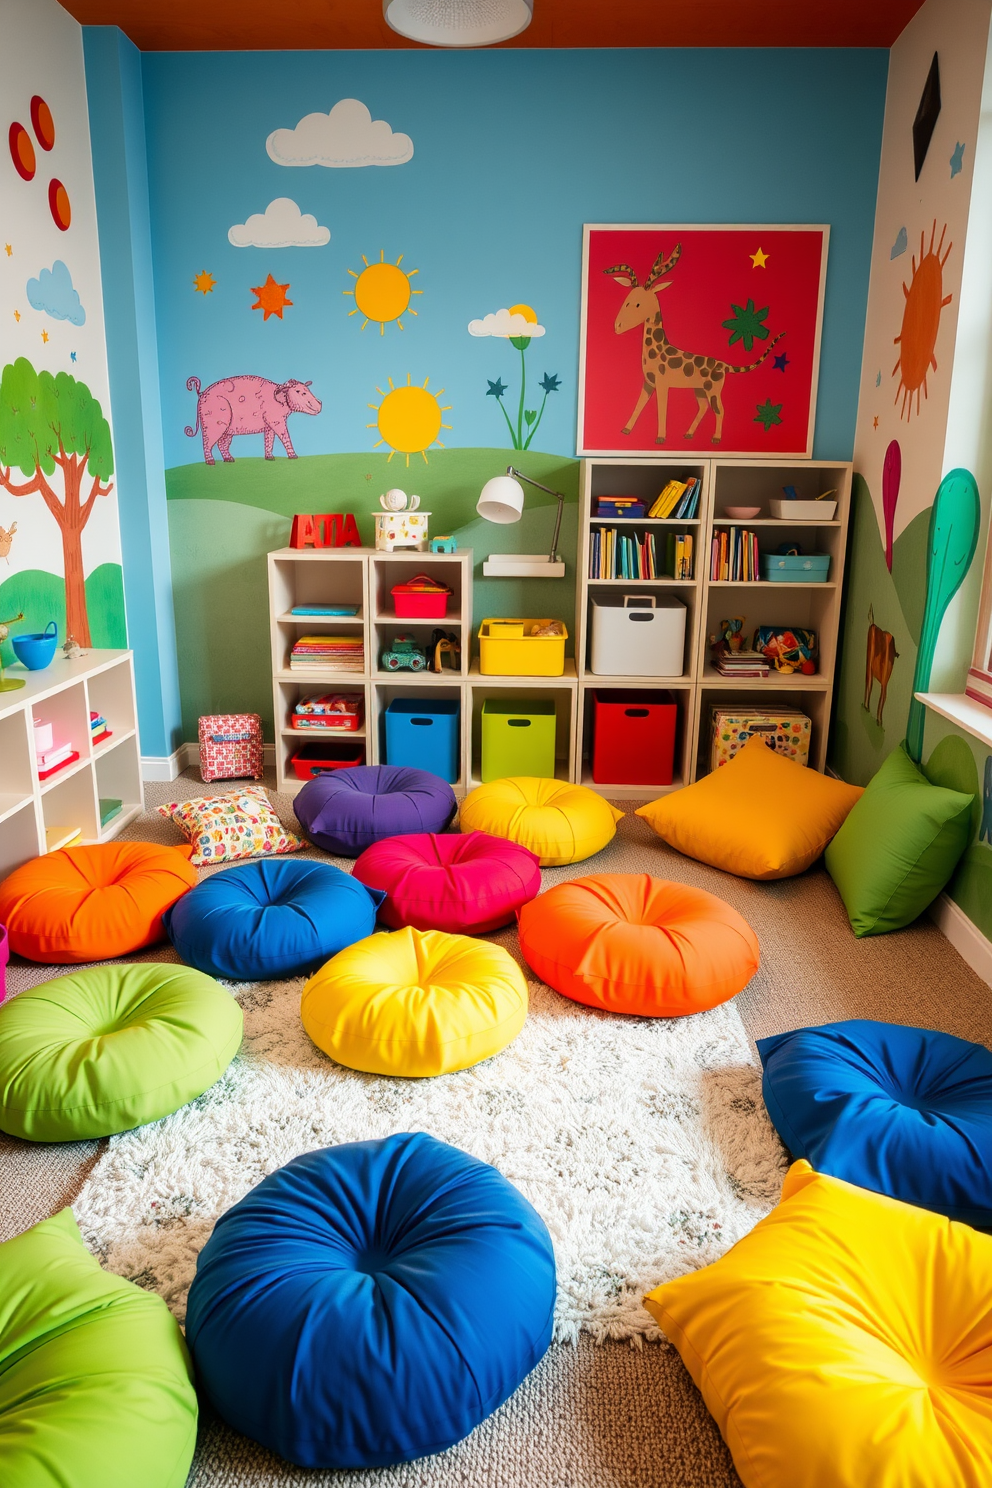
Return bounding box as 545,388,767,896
477,466,566,578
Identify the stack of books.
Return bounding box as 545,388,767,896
590,529,695,580
289,635,364,673
593,496,647,519
37,740,79,780
712,648,770,678
90,711,112,746
710,527,760,582
648,476,702,520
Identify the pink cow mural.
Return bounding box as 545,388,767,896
185,374,322,463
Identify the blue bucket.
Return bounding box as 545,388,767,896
12,621,58,670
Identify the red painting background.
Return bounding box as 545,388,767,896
580,226,827,456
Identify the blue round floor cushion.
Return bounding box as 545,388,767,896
293,765,457,857
757,1019,992,1226
163,858,385,980
185,1133,556,1469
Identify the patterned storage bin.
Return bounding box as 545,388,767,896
198,714,264,784
710,709,811,771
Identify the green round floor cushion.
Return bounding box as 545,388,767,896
0,964,243,1141
0,1207,197,1488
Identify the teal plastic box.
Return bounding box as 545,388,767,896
481,699,556,783
760,552,831,583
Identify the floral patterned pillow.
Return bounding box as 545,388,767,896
157,787,301,866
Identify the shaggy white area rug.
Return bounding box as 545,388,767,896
73,977,787,1344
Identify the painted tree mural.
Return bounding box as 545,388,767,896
0,357,114,647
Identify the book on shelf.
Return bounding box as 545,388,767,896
289,634,364,673
37,750,79,781
45,825,82,853
589,527,695,580
593,497,647,519
99,797,124,827
664,531,694,581
37,742,74,770
647,475,701,520
90,711,112,746
712,649,771,678
290,605,359,616
710,526,760,582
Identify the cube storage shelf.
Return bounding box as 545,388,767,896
0,649,144,880
268,458,850,800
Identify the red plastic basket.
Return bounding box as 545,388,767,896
291,742,365,780
391,580,450,619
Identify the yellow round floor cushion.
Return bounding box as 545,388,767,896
460,778,623,867
637,736,863,880
301,926,528,1077
645,1160,992,1488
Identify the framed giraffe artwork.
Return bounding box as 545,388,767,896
578,224,829,458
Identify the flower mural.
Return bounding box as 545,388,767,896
469,303,560,450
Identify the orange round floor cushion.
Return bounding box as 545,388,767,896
0,843,198,964
518,873,759,1017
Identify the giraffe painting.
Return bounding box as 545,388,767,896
604,244,785,444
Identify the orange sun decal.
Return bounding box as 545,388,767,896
251,274,292,321
892,221,952,421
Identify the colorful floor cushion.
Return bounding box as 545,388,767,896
0,964,243,1141
157,786,301,866
825,745,974,936
459,777,623,867
294,765,457,857
757,1019,992,1227
0,842,197,963
301,924,528,1076
645,1160,992,1488
352,830,542,934
637,736,863,880
185,1134,556,1469
518,873,759,1016
0,1207,197,1488
163,857,386,980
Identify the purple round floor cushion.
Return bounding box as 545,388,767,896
294,765,457,857
353,831,542,934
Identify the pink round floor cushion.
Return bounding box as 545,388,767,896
352,831,542,935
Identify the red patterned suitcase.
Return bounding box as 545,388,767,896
198,713,264,783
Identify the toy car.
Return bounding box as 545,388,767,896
381,635,427,671
430,535,457,554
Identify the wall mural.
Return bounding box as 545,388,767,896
863,606,899,727
184,374,322,463
367,375,451,466
345,251,421,334
579,225,828,457
469,305,560,451
891,221,952,422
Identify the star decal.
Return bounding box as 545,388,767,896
486,378,508,399
873,415,879,429
722,298,770,352
754,398,783,432
13,309,20,322
772,352,790,373
193,270,216,294
251,274,292,321
538,372,562,393
40,329,49,343
70,351,77,362
4,244,11,257
950,142,965,178
750,247,769,269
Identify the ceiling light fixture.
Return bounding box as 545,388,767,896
383,0,533,48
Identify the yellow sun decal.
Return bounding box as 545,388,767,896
367,375,452,466
892,220,953,421
508,302,537,324
345,251,422,334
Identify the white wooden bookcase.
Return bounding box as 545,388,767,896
268,459,850,801
0,649,144,879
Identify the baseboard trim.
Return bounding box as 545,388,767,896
140,747,187,783
929,892,992,989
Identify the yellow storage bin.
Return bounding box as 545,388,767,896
478,619,568,676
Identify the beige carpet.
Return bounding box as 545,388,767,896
2,770,991,1488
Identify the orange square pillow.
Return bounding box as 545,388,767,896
637,736,863,880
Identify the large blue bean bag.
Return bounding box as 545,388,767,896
163,858,385,981
293,765,457,858
185,1133,556,1469
757,1019,992,1226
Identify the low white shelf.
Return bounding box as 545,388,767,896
0,649,144,879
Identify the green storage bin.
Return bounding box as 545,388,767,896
481,699,556,783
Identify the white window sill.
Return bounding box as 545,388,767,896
915,692,992,749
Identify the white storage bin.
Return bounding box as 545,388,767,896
589,594,687,677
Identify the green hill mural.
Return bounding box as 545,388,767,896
0,564,126,667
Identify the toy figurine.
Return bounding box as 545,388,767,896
429,629,461,673
62,635,85,661
0,612,25,692
430,536,457,554
380,635,427,671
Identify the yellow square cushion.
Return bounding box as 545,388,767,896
636,737,862,879
645,1161,992,1488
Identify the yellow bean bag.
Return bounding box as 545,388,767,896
637,736,863,879
301,926,528,1077
645,1160,992,1488
460,778,623,867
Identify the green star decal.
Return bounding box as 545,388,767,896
722,298,770,351
754,398,783,432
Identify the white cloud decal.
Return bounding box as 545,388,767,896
468,308,546,338
266,99,413,169
228,198,330,248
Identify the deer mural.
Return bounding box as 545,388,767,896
0,520,15,564
864,604,899,726
604,244,785,444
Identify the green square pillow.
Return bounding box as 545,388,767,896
825,744,973,937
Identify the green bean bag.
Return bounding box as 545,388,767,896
0,964,243,1141
0,1207,197,1488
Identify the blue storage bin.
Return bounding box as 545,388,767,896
385,698,460,783
761,552,831,583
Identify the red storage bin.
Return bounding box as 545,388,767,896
291,742,365,780
391,575,451,619
592,690,677,786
